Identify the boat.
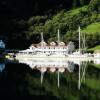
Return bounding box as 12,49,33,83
67,26,92,58
15,26,94,58
15,29,75,58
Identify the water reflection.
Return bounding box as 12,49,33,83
0,58,100,99
18,59,75,72
0,63,5,72
1,58,100,89
94,58,100,64
78,61,88,90
18,58,75,88
15,58,98,89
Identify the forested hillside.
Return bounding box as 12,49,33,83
0,0,100,49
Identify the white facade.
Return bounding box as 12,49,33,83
18,58,75,73
18,41,75,56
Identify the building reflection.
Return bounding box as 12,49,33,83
0,63,5,72
17,58,91,89
18,59,75,72
18,59,75,88
5,57,100,89
94,59,100,64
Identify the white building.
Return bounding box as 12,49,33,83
16,31,75,58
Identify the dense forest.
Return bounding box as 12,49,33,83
0,0,100,49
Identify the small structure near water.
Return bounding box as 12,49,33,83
94,50,100,58
0,40,5,49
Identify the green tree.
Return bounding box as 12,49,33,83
88,0,100,12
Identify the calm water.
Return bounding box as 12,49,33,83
0,58,100,100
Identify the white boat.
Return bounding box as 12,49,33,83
67,51,90,58
15,30,75,58
15,27,93,58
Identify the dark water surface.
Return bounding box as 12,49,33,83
0,58,100,100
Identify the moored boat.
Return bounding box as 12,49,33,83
15,30,75,58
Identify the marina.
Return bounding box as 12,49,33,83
6,27,99,59
0,0,100,99
15,30,74,58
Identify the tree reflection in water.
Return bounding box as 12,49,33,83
0,58,100,100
